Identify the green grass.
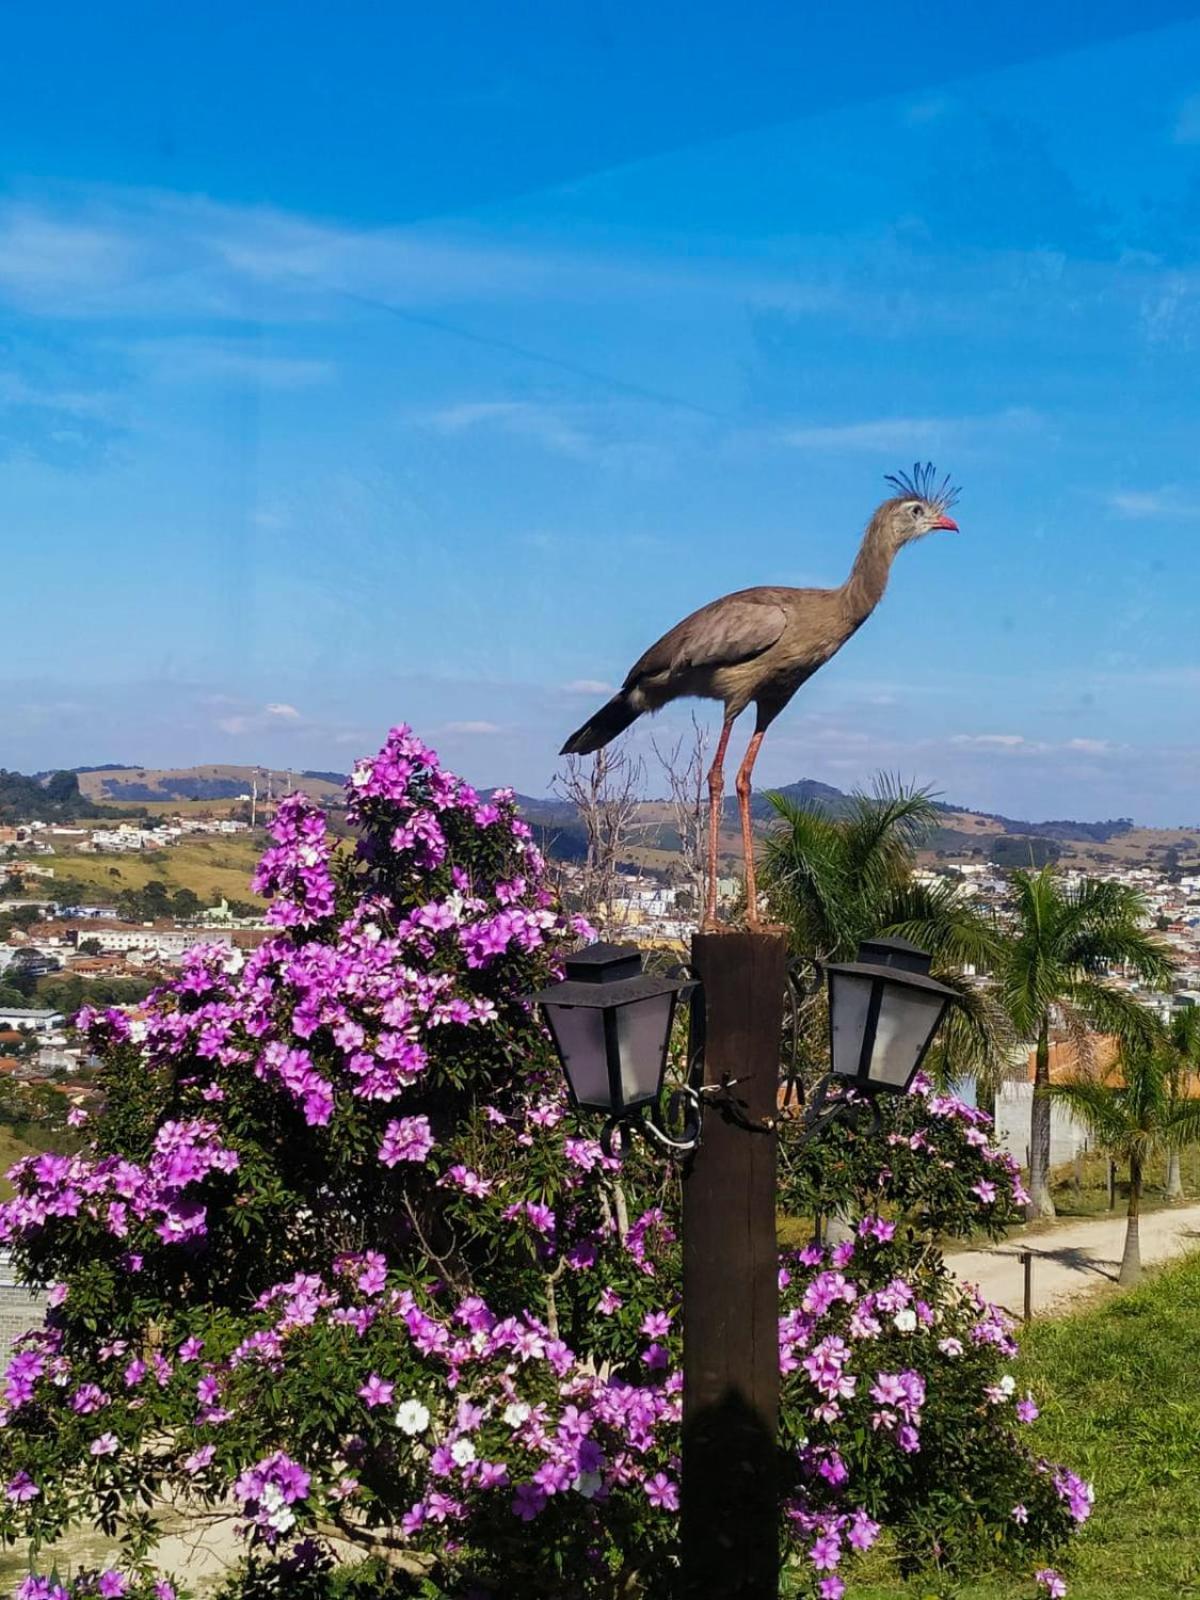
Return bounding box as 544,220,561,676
827,1252,1200,1599
0,1129,41,1200
30,836,266,907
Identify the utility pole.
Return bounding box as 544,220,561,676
681,929,786,1600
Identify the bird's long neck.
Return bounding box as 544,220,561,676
839,513,897,626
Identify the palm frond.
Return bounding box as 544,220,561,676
1066,979,1167,1053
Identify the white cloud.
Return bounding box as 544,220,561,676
444,720,502,735
217,702,303,735
129,338,334,390
0,207,135,306
779,407,1040,453
950,733,1031,749
418,400,595,458
562,679,614,695
1106,487,1200,519
1064,737,1115,754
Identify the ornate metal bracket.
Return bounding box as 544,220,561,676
780,954,825,1112
795,1073,884,1147
597,964,776,1161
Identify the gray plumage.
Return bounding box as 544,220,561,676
559,465,961,927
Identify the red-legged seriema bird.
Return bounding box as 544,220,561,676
560,464,961,929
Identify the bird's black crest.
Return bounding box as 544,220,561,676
884,461,960,511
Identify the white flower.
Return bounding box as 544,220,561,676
129,1019,148,1043
576,1471,603,1499
259,1484,296,1534
444,891,467,923
450,1438,476,1467
999,1374,1016,1396
395,1399,431,1435
503,1401,531,1429
893,1309,918,1333
222,949,245,976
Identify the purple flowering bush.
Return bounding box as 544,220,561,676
0,727,1090,1599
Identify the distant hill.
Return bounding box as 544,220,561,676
0,770,104,824
6,762,1192,876
72,765,346,805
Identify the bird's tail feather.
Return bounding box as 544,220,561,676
559,691,642,756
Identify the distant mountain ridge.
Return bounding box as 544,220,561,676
7,764,1189,874
745,780,1136,846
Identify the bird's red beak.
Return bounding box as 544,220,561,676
932,514,959,531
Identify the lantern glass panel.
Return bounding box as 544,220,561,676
871,986,948,1088
546,1005,611,1109
830,972,875,1080
615,992,674,1107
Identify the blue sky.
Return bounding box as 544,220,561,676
4,2,1200,824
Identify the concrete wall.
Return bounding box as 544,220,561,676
0,1284,46,1352
993,1080,1092,1169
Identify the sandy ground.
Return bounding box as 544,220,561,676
949,1202,1200,1318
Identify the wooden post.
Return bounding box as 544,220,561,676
681,930,786,1600
1020,1249,1033,1322
1107,1158,1116,1211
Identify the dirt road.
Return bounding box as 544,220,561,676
949,1202,1200,1318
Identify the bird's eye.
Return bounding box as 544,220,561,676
910,503,922,517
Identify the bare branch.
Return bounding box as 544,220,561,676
553,747,646,937
651,712,710,919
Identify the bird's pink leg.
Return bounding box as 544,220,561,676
735,730,766,929
703,718,735,929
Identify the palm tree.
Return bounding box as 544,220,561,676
996,868,1173,1221
761,779,1011,1090
1163,1007,1200,1200
1049,1043,1200,1284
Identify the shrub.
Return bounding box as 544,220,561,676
0,728,1086,1599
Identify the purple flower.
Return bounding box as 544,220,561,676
90,1432,119,1457
644,1472,679,1511
809,1532,841,1572
1036,1571,1068,1599
97,1573,128,1598
378,1116,435,1167
848,1511,880,1552
972,1180,997,1204
512,1482,547,1521
1016,1396,1040,1424
6,1470,39,1502
184,1444,215,1474
70,1383,109,1415
359,1374,395,1409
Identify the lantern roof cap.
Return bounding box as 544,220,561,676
527,943,684,1009
824,956,959,1001
562,941,642,982
855,935,932,974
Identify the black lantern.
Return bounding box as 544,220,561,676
528,943,684,1119
823,936,957,1094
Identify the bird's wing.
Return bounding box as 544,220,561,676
628,596,788,685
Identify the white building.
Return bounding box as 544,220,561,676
0,1007,63,1033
